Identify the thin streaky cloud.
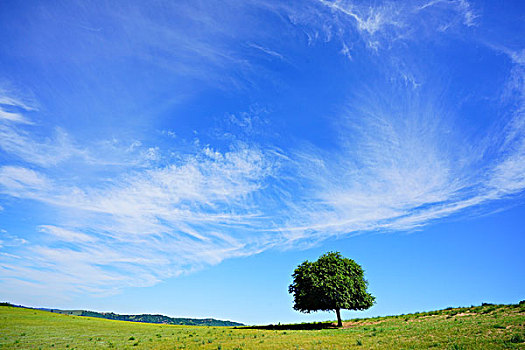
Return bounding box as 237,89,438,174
247,43,286,61
316,0,400,35
416,0,478,27
38,225,97,243
290,0,479,51
0,125,88,167
0,109,34,125
0,93,35,125
0,0,523,300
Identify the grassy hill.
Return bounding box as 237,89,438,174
1,302,524,349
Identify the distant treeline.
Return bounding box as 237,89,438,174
1,302,243,327
51,310,244,327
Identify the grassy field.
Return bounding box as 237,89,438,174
1,303,524,349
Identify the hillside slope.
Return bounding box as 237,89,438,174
0,303,242,327
1,302,524,349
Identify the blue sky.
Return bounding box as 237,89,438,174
0,0,524,325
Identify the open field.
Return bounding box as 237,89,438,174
1,303,524,349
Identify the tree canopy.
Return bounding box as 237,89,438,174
288,251,375,327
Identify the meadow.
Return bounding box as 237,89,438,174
1,302,524,349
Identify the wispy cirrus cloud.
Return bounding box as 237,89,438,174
417,0,478,27
0,92,36,125
0,126,279,295
38,225,96,243
0,166,52,195
0,90,90,167
0,97,171,170
2,73,525,296
277,33,524,241
280,0,478,53
316,0,403,36
0,125,88,167
1,0,524,300
277,76,525,243
247,43,286,61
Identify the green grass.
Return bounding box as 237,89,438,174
1,303,524,349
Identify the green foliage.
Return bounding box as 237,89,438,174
288,252,375,315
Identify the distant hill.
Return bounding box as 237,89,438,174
42,309,244,327
2,303,243,327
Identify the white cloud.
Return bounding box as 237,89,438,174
317,0,401,35
488,64,525,196
38,225,96,243
284,0,479,52
0,125,88,167
276,62,525,238
0,109,34,125
0,95,36,111
0,91,175,169
340,42,352,60
247,43,286,61
0,0,523,299
0,143,279,295
0,233,28,248
0,91,90,167
0,166,51,195
0,93,35,125
8,102,521,295
417,0,478,27
2,73,525,296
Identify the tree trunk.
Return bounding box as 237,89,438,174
335,308,342,327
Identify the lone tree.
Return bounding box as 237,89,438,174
288,251,375,327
